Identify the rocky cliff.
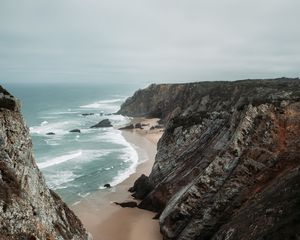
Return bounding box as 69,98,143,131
0,86,90,240
119,78,300,240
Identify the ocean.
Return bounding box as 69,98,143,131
5,82,145,204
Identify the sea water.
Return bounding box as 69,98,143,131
5,82,144,204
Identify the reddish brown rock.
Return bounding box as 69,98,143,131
120,78,300,240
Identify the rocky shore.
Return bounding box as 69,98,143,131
72,118,163,240
1,78,299,240
0,86,90,239
119,78,300,240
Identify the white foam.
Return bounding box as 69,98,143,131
38,149,112,170
41,121,48,126
47,170,78,189
46,111,81,115
30,120,79,136
78,192,91,198
79,98,125,112
93,129,141,187
72,201,81,206
31,98,142,202
79,149,112,162
38,151,83,169
95,128,130,146
104,166,114,171
44,139,60,146
39,116,59,120
108,133,139,187
108,115,131,126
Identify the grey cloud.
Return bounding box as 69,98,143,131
0,0,299,84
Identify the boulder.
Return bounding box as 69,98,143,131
90,119,112,128
129,174,153,199
104,183,111,188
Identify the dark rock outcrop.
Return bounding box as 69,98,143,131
119,124,135,130
90,119,112,128
135,123,142,129
46,132,55,135
150,125,164,130
70,129,81,133
129,174,154,200
120,78,300,240
119,123,144,130
0,86,90,239
104,183,111,188
0,86,20,111
82,113,94,116
114,201,138,208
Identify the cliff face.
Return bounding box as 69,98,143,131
119,78,300,240
0,86,89,240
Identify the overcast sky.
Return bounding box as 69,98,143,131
0,0,299,84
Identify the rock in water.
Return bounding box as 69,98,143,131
90,119,112,128
119,78,300,240
70,129,81,133
46,132,55,135
0,86,89,239
104,183,111,188
82,113,94,116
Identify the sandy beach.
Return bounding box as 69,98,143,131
72,118,163,240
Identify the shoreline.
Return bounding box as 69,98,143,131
72,118,163,240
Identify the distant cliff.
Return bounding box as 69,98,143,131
0,86,90,239
119,78,300,240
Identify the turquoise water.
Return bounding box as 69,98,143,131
5,82,144,204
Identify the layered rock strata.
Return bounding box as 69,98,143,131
120,78,300,240
0,86,89,240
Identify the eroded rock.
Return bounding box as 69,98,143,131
129,174,153,200
90,119,112,128
0,86,89,239
118,78,300,240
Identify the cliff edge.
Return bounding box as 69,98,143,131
0,86,90,239
119,78,300,240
